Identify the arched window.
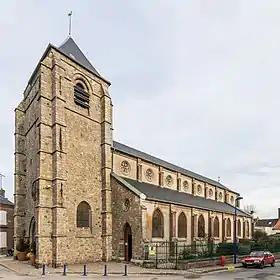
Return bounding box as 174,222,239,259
213,217,219,237
74,81,90,109
178,212,187,238
152,208,164,238
237,219,241,236
246,221,250,237
77,201,91,228
226,218,231,237
198,214,205,238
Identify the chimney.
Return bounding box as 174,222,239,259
278,208,280,219
0,188,5,197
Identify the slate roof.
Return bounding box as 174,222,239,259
113,141,238,195
58,37,101,77
112,173,250,217
27,36,110,88
255,219,278,228
0,195,13,206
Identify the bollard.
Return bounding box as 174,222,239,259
63,264,67,276
42,264,46,276
123,264,128,276
103,264,107,276
83,264,87,276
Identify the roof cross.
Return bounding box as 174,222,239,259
68,11,73,36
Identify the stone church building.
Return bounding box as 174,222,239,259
14,36,252,266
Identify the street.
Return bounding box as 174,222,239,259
203,265,280,279
2,264,280,279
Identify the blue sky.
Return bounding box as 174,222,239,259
1,0,279,218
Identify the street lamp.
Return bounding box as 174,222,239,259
234,196,243,265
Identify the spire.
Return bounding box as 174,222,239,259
58,37,101,77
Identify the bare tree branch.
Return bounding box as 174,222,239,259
243,204,257,215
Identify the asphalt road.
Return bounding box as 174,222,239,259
202,265,280,279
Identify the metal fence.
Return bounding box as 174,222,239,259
143,240,280,269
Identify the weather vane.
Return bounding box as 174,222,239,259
68,11,73,36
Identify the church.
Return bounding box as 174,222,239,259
14,35,252,267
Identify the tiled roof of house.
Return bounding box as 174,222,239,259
112,141,239,195
273,219,280,230
112,173,250,217
255,219,278,228
0,195,13,206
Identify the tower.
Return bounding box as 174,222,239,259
14,36,113,266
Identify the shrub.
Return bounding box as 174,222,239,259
215,242,234,256
16,238,28,252
238,244,250,255
179,247,197,260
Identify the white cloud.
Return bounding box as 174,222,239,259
1,0,280,217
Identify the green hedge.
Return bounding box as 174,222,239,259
178,241,280,260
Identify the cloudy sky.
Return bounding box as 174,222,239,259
1,0,279,218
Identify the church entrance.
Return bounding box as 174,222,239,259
123,223,132,261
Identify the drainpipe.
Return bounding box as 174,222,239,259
111,147,115,170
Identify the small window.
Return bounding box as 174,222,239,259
77,201,91,228
74,82,90,108
0,211,7,226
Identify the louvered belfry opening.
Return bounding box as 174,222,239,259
74,82,90,108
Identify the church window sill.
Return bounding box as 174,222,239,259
151,238,166,242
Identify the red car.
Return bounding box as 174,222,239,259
241,251,275,269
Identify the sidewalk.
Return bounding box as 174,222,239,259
0,256,242,277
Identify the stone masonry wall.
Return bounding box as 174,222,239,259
37,46,112,266
14,100,27,243
111,176,143,260
15,43,113,266
142,200,251,244
14,72,40,250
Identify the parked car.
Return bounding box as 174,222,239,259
240,251,275,269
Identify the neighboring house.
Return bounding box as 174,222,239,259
0,188,14,254
255,209,280,235
14,35,253,267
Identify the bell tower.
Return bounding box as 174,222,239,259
14,36,113,266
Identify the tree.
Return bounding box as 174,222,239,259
243,204,257,215
253,229,269,241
